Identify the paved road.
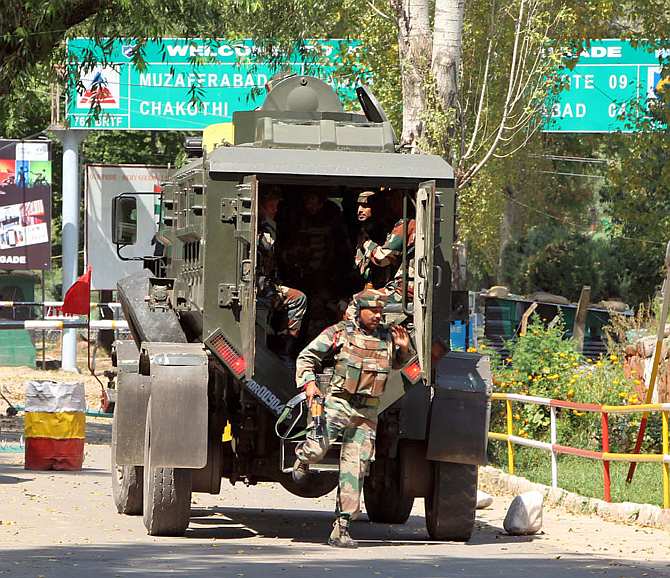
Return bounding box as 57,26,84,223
1,420,669,578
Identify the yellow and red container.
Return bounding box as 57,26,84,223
24,381,86,470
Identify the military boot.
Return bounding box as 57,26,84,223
328,517,358,548
292,458,310,484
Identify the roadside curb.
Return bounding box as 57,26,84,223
478,465,670,531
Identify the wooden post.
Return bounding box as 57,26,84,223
628,241,670,483
573,285,591,353
519,302,538,337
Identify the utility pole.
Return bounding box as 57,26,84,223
50,128,88,372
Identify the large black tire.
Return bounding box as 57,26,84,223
363,458,414,524
142,406,193,536
111,410,143,515
279,471,339,498
425,461,478,541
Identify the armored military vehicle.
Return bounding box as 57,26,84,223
110,75,491,539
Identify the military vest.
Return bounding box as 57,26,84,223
332,322,392,398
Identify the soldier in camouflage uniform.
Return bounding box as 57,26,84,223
353,191,394,289
293,289,413,548
346,194,416,319
360,218,416,301
258,189,307,360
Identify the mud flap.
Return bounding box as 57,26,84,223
426,351,491,466
113,340,150,466
142,343,209,469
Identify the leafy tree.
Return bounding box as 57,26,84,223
3,0,669,306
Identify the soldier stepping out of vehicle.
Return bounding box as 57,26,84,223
292,289,413,548
258,188,307,365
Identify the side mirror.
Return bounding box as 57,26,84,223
112,195,138,245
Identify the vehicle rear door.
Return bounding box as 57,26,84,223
236,175,258,379
413,180,436,379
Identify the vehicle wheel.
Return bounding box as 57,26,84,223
142,405,192,536
111,410,143,515
279,471,339,498
425,461,478,541
364,458,414,524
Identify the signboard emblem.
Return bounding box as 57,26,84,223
78,67,120,108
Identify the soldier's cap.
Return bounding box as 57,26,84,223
353,288,388,309
357,190,376,205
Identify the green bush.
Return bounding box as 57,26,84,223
489,315,648,453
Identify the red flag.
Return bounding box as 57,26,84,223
62,265,92,315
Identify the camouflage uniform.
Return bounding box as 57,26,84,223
258,216,306,337
294,290,413,531
347,218,416,319
353,191,393,289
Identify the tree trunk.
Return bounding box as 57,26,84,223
431,0,465,109
395,0,432,148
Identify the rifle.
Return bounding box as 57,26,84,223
309,395,326,441
274,391,326,442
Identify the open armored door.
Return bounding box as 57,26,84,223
236,176,258,380
413,180,437,380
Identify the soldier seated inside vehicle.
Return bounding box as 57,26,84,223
257,187,308,366
260,184,416,361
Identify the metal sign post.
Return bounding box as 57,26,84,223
50,128,88,372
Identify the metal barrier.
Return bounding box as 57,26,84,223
0,300,126,330
0,320,128,330
0,301,122,309
0,301,128,368
489,392,670,507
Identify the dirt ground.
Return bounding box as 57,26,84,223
0,345,114,416
1,416,670,578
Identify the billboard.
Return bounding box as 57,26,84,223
543,39,669,133
66,38,360,130
0,139,52,270
85,164,167,290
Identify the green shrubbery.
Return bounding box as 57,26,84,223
487,315,660,457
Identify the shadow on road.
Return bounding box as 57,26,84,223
0,461,109,477
85,420,113,445
186,505,537,548
0,473,32,484
0,542,664,578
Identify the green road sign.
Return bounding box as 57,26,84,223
66,39,360,131
543,39,668,133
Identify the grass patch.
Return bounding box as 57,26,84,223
490,446,664,507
